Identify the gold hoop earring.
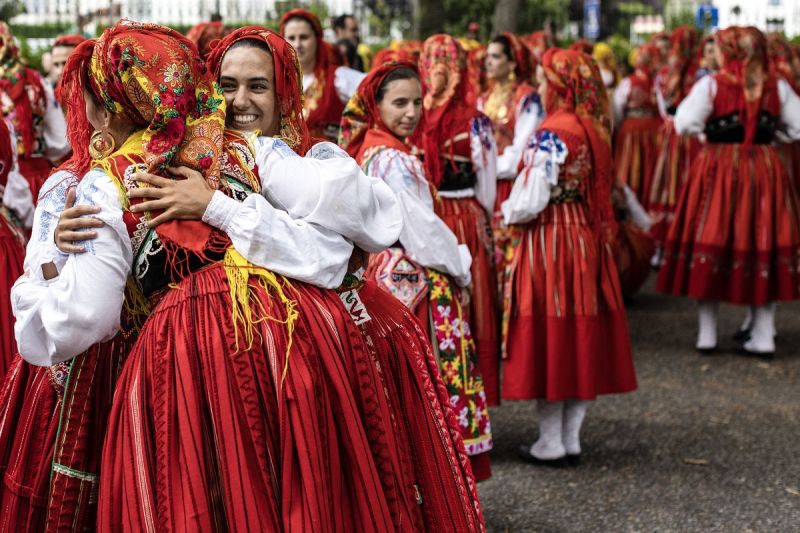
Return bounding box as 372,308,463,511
89,130,116,160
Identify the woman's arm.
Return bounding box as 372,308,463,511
470,115,498,213
12,170,131,365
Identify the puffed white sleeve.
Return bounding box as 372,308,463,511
11,169,132,366
496,92,544,179
1,122,34,228
778,78,800,141
21,170,79,281
202,190,353,289
41,79,71,162
502,130,567,225
366,149,472,287
334,66,366,104
255,137,403,252
612,77,631,126
470,115,498,213
674,76,715,136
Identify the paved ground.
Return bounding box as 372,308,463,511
478,279,800,532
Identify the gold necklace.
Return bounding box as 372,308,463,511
483,80,514,124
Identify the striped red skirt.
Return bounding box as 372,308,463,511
0,358,60,532
99,264,407,532
435,196,500,406
347,280,485,530
657,143,800,305
648,121,700,243
502,203,637,401
0,213,24,377
613,116,662,206
612,220,655,296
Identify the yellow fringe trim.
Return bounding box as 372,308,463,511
93,130,146,211
223,247,298,386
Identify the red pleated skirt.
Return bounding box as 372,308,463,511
492,179,516,304
18,157,52,205
351,281,486,530
778,140,800,195
502,202,637,401
614,116,662,207
435,196,500,406
657,143,800,305
99,264,404,532
612,220,655,296
0,358,60,532
648,122,700,243
0,214,24,377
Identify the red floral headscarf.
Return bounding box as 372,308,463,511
372,47,416,70
633,43,659,81
658,25,700,106
569,39,594,55
540,48,615,237
339,61,420,159
207,26,312,155
0,21,46,157
186,21,225,59
418,34,470,186
279,9,340,76
80,22,226,187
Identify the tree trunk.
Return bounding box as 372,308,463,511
493,0,522,34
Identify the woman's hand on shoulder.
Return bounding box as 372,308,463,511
54,187,103,254
128,166,215,228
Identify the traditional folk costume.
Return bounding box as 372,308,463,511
523,31,555,63
209,29,486,524
0,22,70,212
279,10,364,143
656,27,800,355
417,35,500,406
0,119,24,377
501,49,636,463
649,26,700,249
341,61,494,487
9,22,400,532
186,21,226,59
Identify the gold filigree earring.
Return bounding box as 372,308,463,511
89,130,116,160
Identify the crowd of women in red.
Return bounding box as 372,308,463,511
0,12,798,531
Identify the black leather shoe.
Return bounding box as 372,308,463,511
517,445,568,467
737,345,775,360
695,345,717,355
566,454,581,466
732,327,751,343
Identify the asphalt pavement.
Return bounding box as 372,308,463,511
478,279,800,532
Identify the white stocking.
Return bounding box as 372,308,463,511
562,400,588,456
530,400,566,460
744,304,776,353
696,300,718,350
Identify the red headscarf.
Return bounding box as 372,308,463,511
372,47,415,70
658,25,700,107
339,61,420,160
499,32,534,82
186,21,225,59
569,39,594,55
714,26,771,147
0,21,46,158
633,43,659,83
279,9,344,137
540,48,615,237
417,34,472,187
524,30,556,61
207,26,312,155
53,34,87,48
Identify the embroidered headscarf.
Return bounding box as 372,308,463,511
186,21,226,59
207,26,312,155
339,60,420,160
540,48,615,237
658,25,700,106
0,22,46,157
715,26,770,147
418,34,470,186
372,47,416,70
633,43,659,82
569,39,594,55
